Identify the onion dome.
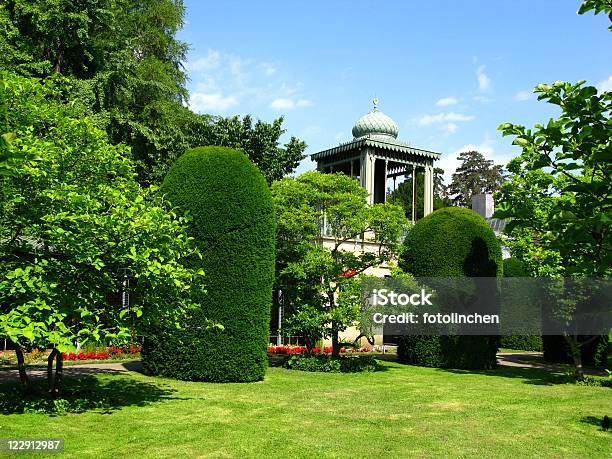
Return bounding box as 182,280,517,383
351,98,399,140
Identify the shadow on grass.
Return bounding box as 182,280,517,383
435,365,574,385
580,416,611,432
0,374,181,416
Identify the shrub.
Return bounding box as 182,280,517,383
502,257,528,277
500,258,541,351
397,207,501,370
399,207,503,277
142,146,275,382
397,336,443,367
543,335,609,369
499,335,542,352
284,354,379,373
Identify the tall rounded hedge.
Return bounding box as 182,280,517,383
142,146,275,382
397,207,502,370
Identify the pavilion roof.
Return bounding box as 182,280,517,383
311,135,441,161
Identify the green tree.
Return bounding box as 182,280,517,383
448,151,504,207
579,0,612,30
192,115,307,185
496,80,611,377
0,72,207,393
272,171,407,356
388,167,450,220
0,1,307,185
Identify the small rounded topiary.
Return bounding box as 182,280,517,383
400,207,503,277
142,146,275,382
397,207,502,370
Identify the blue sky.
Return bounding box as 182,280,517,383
179,0,611,183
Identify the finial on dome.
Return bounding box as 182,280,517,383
372,96,379,111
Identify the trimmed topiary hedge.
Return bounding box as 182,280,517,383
500,335,542,352
397,207,501,370
400,207,503,277
284,354,379,372
142,146,275,382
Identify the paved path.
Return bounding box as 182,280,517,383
0,361,142,384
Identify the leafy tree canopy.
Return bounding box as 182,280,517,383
0,72,208,390
272,171,407,355
448,151,505,208
496,81,611,277
0,0,306,185
579,0,612,30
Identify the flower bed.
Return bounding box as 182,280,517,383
62,345,142,361
267,345,371,355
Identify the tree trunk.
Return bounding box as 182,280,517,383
15,346,29,388
47,348,63,395
331,322,341,358
564,335,584,380
328,291,341,358
53,352,63,394
47,348,58,393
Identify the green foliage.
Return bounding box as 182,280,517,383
400,207,503,277
397,336,499,370
272,171,407,354
143,146,276,382
0,72,202,359
496,81,611,277
578,0,612,30
0,2,307,186
499,335,542,352
398,207,501,370
502,257,528,278
496,79,611,378
500,258,540,351
543,335,609,369
284,354,379,373
388,167,450,220
397,336,443,367
202,115,307,185
448,151,505,208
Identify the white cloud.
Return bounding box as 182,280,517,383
187,49,221,72
186,49,311,114
189,92,238,113
597,75,612,93
270,98,313,110
477,65,491,91
442,123,458,135
514,90,533,101
436,97,458,107
418,112,475,126
260,62,278,76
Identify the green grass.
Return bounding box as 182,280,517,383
2,361,611,458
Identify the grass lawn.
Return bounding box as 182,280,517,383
2,360,611,458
